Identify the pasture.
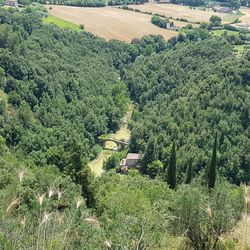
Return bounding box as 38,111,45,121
129,3,241,24
43,15,81,31
47,5,179,42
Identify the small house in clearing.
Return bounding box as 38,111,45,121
4,0,18,7
119,153,141,173
219,7,233,13
213,6,233,13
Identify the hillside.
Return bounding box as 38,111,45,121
125,39,250,184
0,6,249,250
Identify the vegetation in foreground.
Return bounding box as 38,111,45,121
0,6,249,249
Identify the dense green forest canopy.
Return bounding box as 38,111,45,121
17,0,147,7
125,39,250,184
0,8,132,170
0,7,249,249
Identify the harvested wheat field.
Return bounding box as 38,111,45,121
235,7,250,28
129,3,237,24
47,5,179,42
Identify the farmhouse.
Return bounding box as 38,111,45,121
213,6,233,13
4,0,18,7
119,153,141,173
158,0,170,3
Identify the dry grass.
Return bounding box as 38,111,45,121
47,5,178,42
226,185,250,249
129,3,238,24
234,7,250,28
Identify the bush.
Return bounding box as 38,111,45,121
151,16,172,29
169,180,244,249
103,151,127,170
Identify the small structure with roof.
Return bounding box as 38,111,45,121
219,7,233,13
119,153,141,173
213,6,233,13
4,0,18,7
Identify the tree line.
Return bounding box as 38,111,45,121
0,7,248,250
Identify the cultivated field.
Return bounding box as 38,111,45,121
129,3,239,24
235,7,250,28
47,5,179,42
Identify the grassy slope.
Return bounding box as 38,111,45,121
43,15,81,31
212,29,239,36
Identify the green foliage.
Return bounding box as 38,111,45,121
210,15,222,27
32,0,147,7
141,137,155,174
207,133,217,189
170,0,204,6
125,38,250,184
0,8,131,176
169,180,244,249
103,150,126,170
148,160,164,178
167,142,177,190
131,35,168,56
0,7,248,249
96,174,173,249
185,159,193,184
43,15,82,31
151,15,173,29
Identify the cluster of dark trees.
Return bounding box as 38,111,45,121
0,7,248,250
151,15,174,29
216,0,241,9
0,8,134,205
170,0,243,8
124,37,250,185
240,0,250,6
170,0,204,6
20,0,148,7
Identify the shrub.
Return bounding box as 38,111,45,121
169,180,244,249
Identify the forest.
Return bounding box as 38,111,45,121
0,6,249,250
15,0,147,7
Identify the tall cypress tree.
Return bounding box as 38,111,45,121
141,137,155,174
185,159,193,184
208,133,217,189
167,142,176,190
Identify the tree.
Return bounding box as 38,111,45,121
185,159,193,184
241,106,249,130
148,160,164,178
65,141,96,207
167,142,177,190
207,133,217,189
141,137,156,174
209,15,222,27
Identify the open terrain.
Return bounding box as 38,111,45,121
233,7,250,28
129,3,241,24
47,5,178,41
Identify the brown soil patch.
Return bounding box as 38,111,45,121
47,5,178,42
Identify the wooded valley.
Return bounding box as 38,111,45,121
0,6,249,250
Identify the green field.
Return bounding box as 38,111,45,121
43,15,82,31
212,29,239,36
